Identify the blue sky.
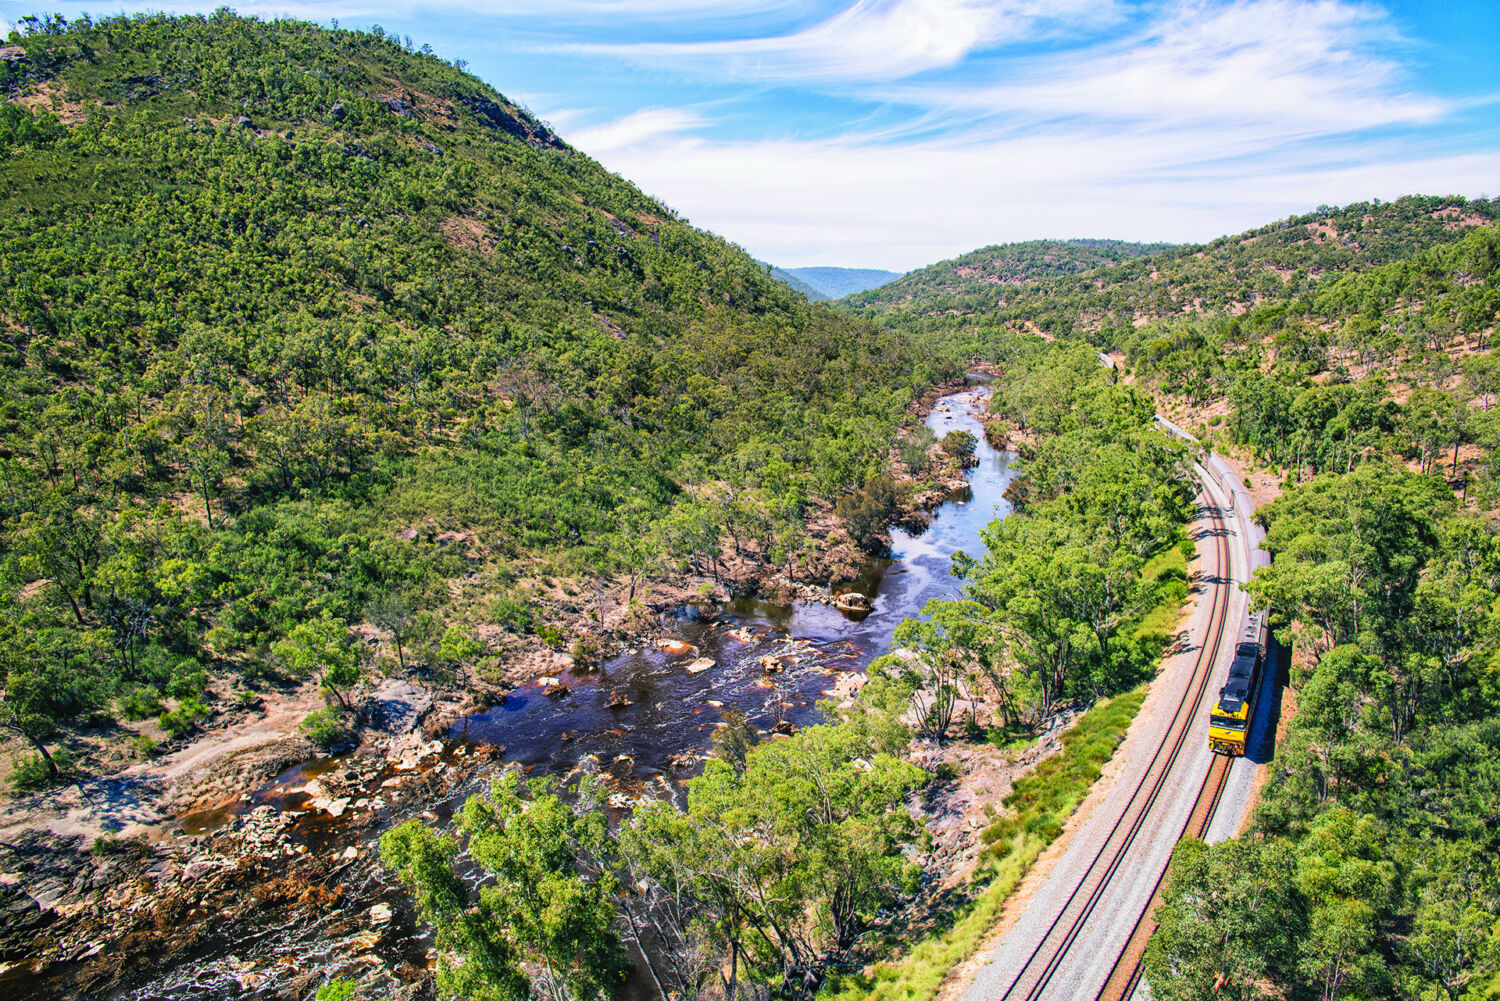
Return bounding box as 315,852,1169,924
4,1,1498,270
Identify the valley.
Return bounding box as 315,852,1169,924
2,10,1499,1001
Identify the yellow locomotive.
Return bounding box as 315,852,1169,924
1208,612,1267,756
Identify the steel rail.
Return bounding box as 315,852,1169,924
989,474,1234,1001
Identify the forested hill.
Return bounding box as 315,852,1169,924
846,198,1498,339
847,238,1172,311
0,13,926,733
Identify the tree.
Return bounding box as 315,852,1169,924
625,719,922,992
940,428,977,465
1146,837,1303,1001
709,708,759,773
171,383,232,529
0,627,95,781
436,625,484,687
466,773,628,1000
381,819,530,1001
365,592,416,672
834,474,902,553
276,612,361,708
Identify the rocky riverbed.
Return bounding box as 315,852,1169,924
1,383,1019,1000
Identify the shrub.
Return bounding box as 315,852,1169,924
119,686,164,721
10,750,74,793
315,980,358,1001
570,633,608,670
536,623,565,649
301,708,356,750
489,594,533,634
166,658,209,698
159,697,209,738
941,429,978,464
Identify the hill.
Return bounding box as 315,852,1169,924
782,266,903,299
763,262,828,300
852,238,1173,309
845,198,1498,341
0,12,934,784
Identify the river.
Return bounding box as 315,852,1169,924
37,383,1018,1001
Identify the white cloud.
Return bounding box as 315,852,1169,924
898,0,1441,135
558,0,1480,268
576,0,1119,83
584,126,1499,270
570,106,709,153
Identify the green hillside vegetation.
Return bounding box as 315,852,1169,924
0,12,931,780
846,199,1496,347
846,238,1173,314
843,200,1500,1001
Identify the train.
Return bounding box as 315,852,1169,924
1154,417,1273,757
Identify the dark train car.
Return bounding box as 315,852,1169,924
1208,612,1267,755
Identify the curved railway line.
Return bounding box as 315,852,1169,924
984,472,1236,1001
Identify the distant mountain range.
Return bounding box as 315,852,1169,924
765,265,904,300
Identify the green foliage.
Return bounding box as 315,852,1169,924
911,341,1191,730
300,707,356,749
158,696,208,738
835,473,905,552
382,772,629,1001
0,9,926,786
314,979,358,1001
9,749,76,792
820,686,1144,1001
275,612,362,707
1154,462,1500,1000
626,715,924,993
847,199,1496,353
939,429,977,464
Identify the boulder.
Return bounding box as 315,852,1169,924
686,658,715,674
368,678,433,734
329,101,346,121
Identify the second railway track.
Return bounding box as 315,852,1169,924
981,472,1236,1001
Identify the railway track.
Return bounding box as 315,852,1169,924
983,475,1234,1001
1094,752,1232,1001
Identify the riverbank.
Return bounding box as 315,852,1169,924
0,379,1014,1000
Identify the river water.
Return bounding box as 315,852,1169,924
452,385,1018,795
47,384,1018,1000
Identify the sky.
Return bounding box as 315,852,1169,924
3,1,1498,270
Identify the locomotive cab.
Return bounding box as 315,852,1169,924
1209,616,1266,756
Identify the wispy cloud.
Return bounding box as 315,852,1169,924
897,0,1443,134
570,106,709,152
587,127,1499,269
574,0,1120,83
557,0,1485,267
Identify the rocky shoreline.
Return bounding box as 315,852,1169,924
0,379,1002,1000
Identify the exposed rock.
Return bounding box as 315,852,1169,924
543,683,570,698
329,101,346,121
655,638,695,656
236,115,253,129
835,591,872,611
606,691,634,709
0,45,27,63
686,658,715,674
370,902,393,924
367,678,433,734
